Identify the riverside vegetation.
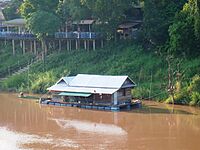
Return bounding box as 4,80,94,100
0,41,200,106
0,0,200,106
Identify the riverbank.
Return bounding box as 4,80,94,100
0,43,200,106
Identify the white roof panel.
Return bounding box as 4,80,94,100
47,84,118,94
4,18,25,26
60,76,75,84
69,74,128,89
47,74,135,94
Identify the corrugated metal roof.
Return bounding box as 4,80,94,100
118,23,139,29
4,18,25,26
73,20,95,25
47,84,118,94
48,74,135,94
69,74,129,89
56,76,75,85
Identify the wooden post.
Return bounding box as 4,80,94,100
4,39,7,46
87,40,90,50
34,40,37,55
59,40,61,51
53,41,56,49
84,40,87,50
30,41,33,53
20,40,23,48
44,41,48,55
67,40,69,51
70,40,72,50
23,40,26,54
78,39,80,50
12,39,15,55
93,40,96,50
75,40,78,50
101,39,104,48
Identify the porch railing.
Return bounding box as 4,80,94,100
55,32,101,39
0,32,35,39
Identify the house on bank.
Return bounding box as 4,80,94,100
43,74,137,110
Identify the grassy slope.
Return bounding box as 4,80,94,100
0,44,33,75
1,42,200,102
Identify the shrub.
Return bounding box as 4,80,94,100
190,92,200,106
30,71,58,93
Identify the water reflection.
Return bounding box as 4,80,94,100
0,127,79,150
50,118,127,136
130,101,197,115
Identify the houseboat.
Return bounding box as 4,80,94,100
40,74,141,110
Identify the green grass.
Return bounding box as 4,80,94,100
0,44,33,76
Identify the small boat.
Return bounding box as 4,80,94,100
131,99,142,108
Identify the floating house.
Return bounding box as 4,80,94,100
44,74,137,110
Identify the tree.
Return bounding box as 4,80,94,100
20,0,61,56
168,0,200,57
56,0,71,31
144,0,186,46
26,11,61,54
2,0,23,20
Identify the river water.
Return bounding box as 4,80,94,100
0,93,200,150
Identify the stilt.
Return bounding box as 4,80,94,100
59,40,61,51
12,39,15,55
67,40,69,51
84,40,87,50
78,40,80,50
87,40,90,50
22,40,26,54
101,39,104,48
75,40,78,50
53,41,56,49
34,40,37,55
4,39,7,46
70,40,72,50
93,40,96,50
30,41,33,53
44,40,48,55
20,40,23,48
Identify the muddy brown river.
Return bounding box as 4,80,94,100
0,93,200,150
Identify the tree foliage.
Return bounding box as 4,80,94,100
86,0,135,36
26,11,61,39
168,0,200,56
20,0,61,38
143,0,186,46
2,0,23,20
